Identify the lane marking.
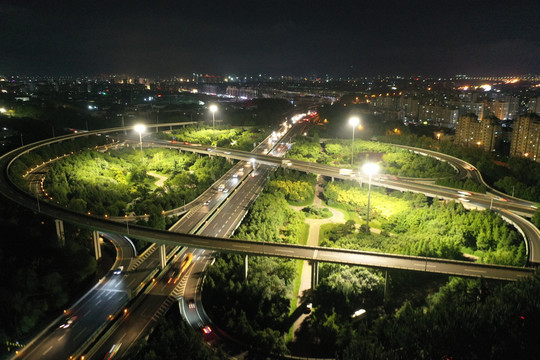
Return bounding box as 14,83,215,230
232,244,250,249
42,346,53,355
276,249,294,253
464,268,486,273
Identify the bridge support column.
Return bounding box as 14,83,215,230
244,255,248,281
384,270,388,300
311,261,319,289
55,219,65,247
160,244,167,269
92,231,102,260
331,176,334,182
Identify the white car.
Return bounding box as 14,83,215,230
113,266,124,275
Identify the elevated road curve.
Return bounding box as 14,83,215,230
0,126,536,282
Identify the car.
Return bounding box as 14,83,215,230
232,173,238,178
202,325,212,334
59,315,77,328
188,300,195,309
303,303,313,314
203,200,211,206
223,188,229,193
113,266,124,275
206,148,213,152
103,343,122,360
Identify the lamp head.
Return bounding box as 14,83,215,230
134,124,146,134
362,162,379,176
349,116,360,127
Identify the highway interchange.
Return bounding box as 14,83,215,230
1,118,539,358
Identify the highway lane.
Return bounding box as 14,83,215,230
18,271,129,360
89,249,206,360
86,123,290,358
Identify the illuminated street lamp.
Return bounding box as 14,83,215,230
209,104,218,137
436,133,442,141
349,117,360,166
362,162,379,233
134,124,146,163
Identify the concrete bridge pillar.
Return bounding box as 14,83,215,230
311,261,319,289
160,244,167,269
244,255,248,281
92,230,102,260
55,219,65,247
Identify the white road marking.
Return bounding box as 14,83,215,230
276,249,294,253
42,346,53,355
232,244,250,249
464,268,486,273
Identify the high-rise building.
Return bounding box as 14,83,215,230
510,114,540,162
527,96,540,115
455,113,502,151
489,100,510,120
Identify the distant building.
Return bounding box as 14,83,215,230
527,96,540,115
455,113,502,151
226,86,259,99
418,104,459,128
510,114,540,162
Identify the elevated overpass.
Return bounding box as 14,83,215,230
0,126,535,280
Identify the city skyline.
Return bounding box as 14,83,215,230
1,0,539,77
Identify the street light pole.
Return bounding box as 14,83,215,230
349,117,360,166
362,163,379,233
134,124,146,164
210,104,218,139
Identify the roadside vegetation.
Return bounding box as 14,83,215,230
287,135,455,178
44,147,232,226
202,164,529,357
10,134,109,187
381,131,540,202
322,180,526,266
156,126,270,151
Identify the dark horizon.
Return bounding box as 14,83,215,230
1,0,539,78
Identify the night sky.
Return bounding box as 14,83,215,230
1,0,539,77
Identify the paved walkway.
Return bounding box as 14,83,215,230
147,171,168,187
290,178,346,339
